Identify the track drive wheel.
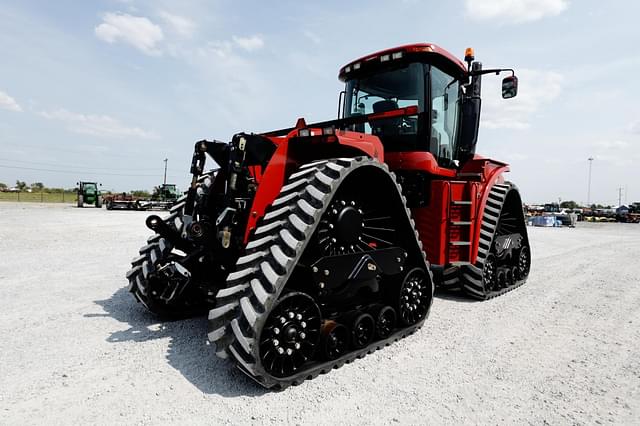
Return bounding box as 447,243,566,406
259,292,322,378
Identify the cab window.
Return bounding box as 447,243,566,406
430,66,461,167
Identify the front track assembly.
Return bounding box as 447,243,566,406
208,157,433,389
460,182,531,300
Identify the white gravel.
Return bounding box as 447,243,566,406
0,202,638,425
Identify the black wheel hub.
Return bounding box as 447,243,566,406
320,321,348,360
350,313,375,349
259,292,321,377
517,247,530,279
336,206,363,244
482,254,497,293
398,268,431,326
374,306,397,339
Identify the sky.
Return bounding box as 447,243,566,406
0,0,639,205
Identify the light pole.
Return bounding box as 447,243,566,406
587,157,594,206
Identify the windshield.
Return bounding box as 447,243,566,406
343,62,426,152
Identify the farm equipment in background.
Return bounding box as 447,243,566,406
126,43,531,388
148,184,181,210
104,192,146,210
103,185,182,211
76,181,102,208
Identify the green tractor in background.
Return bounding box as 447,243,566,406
150,183,181,209
77,181,102,208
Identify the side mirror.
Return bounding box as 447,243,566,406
502,75,518,99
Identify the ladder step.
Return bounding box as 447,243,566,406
452,200,472,205
450,241,471,246
451,221,472,225
450,261,471,266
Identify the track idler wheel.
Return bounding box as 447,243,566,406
259,292,321,378
517,246,531,280
369,305,397,339
320,320,349,360
397,268,431,326
347,312,375,349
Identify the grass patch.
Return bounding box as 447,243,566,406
0,191,78,203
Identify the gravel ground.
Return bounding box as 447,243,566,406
0,202,638,425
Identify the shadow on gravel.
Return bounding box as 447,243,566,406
87,287,268,397
434,288,479,303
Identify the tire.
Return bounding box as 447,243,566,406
77,194,83,208
96,196,102,208
126,171,216,317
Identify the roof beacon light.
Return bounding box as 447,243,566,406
391,51,403,60
464,47,475,62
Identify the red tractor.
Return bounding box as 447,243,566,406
127,43,530,388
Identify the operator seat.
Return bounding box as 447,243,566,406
371,100,401,137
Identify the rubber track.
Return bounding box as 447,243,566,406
460,182,530,300
208,157,433,388
125,172,214,314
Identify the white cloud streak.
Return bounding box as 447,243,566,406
232,35,264,52
95,12,164,56
481,69,563,130
158,11,196,38
0,90,22,112
40,109,157,139
465,0,569,23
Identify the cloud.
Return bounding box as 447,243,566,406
0,90,22,112
158,11,195,38
232,35,264,52
465,0,569,23
629,121,640,134
480,69,563,130
95,12,164,56
40,108,157,139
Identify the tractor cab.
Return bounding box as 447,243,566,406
339,43,517,171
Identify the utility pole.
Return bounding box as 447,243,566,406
587,157,594,206
618,186,623,207
163,158,168,185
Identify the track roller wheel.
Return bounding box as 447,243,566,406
517,246,531,280
259,292,321,378
320,320,349,360
397,268,431,326
347,312,375,349
370,305,396,339
505,268,514,288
